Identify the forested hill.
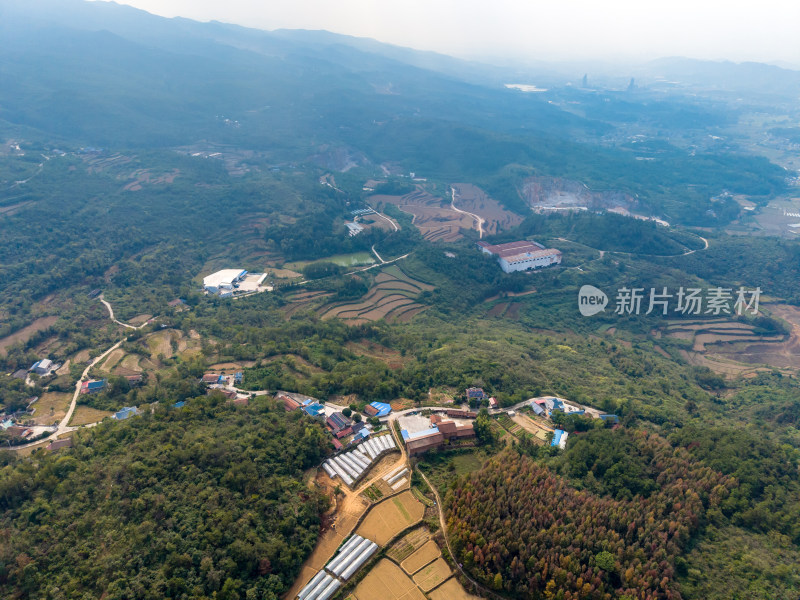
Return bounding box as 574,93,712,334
1,0,788,225
0,396,331,600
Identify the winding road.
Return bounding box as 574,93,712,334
99,294,142,329
415,465,503,600
10,297,154,451
450,186,485,239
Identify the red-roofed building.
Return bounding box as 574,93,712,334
363,404,379,417
446,409,477,419
332,438,343,451
477,239,561,273
335,426,353,439
279,394,302,411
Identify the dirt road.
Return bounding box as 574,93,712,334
450,186,485,239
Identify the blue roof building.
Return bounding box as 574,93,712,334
405,427,440,441
353,430,370,442
466,387,485,400
172,401,186,408
599,414,620,424
551,429,569,449
531,402,545,416
303,403,326,418
366,401,392,418
114,406,139,420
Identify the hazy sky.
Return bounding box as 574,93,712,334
94,0,800,65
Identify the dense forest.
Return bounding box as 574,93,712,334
446,433,733,599
0,396,330,600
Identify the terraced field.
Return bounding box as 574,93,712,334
320,265,432,325
494,413,533,441
370,189,472,242
661,314,798,376
281,290,333,317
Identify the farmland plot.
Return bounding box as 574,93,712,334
356,491,425,546
320,266,431,324
351,559,426,600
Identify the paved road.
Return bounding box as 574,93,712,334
11,299,154,452
450,186,485,239
371,244,386,264
10,339,125,450
366,203,399,232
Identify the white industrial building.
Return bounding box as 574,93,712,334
203,269,248,297
477,240,562,273
202,269,271,297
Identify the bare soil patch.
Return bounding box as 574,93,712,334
371,189,472,242
0,316,58,355
451,183,523,235
346,341,409,369
511,413,553,441
487,303,508,318
208,361,256,371
127,314,152,326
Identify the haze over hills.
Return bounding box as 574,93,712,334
1,0,793,226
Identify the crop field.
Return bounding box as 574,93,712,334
486,301,523,319
494,413,532,441
387,527,431,563
350,558,426,600
427,577,484,600
411,557,452,591
356,491,425,545
30,392,71,426
511,413,551,442
371,189,473,242
69,406,114,426
401,540,441,574
280,290,332,317
320,266,431,325
451,183,523,235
